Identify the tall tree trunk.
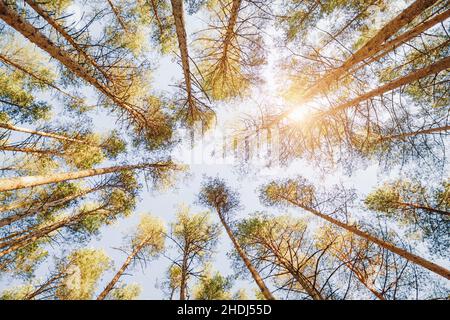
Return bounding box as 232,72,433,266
170,0,195,112
0,162,170,192
0,185,106,228
179,245,188,300
285,198,450,280
23,0,112,84
96,237,149,300
24,272,66,300
270,249,324,300
222,0,242,58
262,0,440,129
397,202,450,216
350,8,450,75
0,122,93,145
216,207,275,300
0,145,61,155
0,205,106,258
322,56,450,116
377,125,450,143
106,0,129,32
150,0,164,36
0,2,147,127
302,0,439,98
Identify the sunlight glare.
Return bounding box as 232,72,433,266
288,106,309,123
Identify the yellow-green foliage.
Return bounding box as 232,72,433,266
56,248,111,300
132,214,166,257
193,271,232,300
6,241,49,277
0,284,35,300
171,205,219,259
60,135,105,169
262,179,315,207
110,283,141,300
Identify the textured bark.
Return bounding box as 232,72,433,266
377,125,450,143
263,0,440,128
303,0,439,96
106,0,129,32
0,122,93,145
0,145,61,155
170,0,195,111
397,202,450,217
222,0,242,59
0,162,170,192
322,56,450,116
206,0,242,88
97,237,148,300
286,198,450,280
0,2,146,126
0,205,106,258
0,185,105,228
351,8,450,74
216,207,275,300
24,0,112,83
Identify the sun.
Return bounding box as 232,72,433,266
288,106,310,122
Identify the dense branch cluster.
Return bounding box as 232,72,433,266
0,0,448,300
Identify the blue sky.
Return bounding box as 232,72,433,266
0,0,449,299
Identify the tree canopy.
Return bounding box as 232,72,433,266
0,0,448,300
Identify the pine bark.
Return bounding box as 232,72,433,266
24,0,112,83
222,0,242,58
351,8,450,74
170,0,195,111
285,198,450,280
0,2,146,126
263,0,440,128
0,123,92,145
0,185,105,228
301,0,440,99
216,207,275,300
0,205,106,258
0,162,170,192
322,56,450,116
96,237,149,300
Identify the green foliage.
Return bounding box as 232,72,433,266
198,177,240,215
109,283,141,300
260,178,315,208
0,0,448,301
132,214,166,257
171,205,220,258
365,179,449,256
56,248,111,300
193,271,232,300
0,284,35,300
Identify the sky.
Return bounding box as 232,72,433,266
0,0,449,299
